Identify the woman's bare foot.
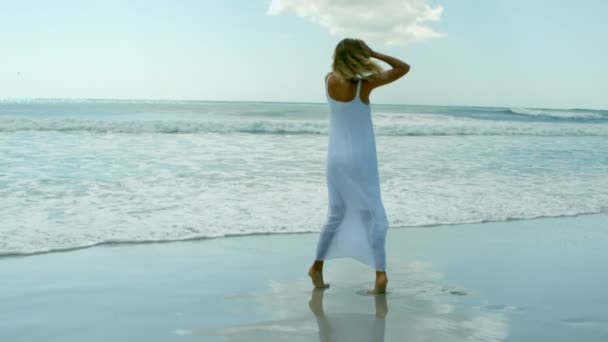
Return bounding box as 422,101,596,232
368,272,388,295
308,265,330,288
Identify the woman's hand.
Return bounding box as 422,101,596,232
358,40,375,57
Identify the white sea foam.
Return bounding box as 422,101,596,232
2,102,608,255
1,115,608,136
509,107,606,119
2,128,608,256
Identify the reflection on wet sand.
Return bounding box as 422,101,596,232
200,261,512,341
309,288,387,342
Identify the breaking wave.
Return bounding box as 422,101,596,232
1,117,608,136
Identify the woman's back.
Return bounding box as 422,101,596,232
326,77,375,146
326,76,379,185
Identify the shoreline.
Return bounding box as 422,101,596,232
2,211,607,260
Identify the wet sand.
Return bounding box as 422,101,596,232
1,213,608,341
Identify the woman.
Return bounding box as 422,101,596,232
308,38,410,295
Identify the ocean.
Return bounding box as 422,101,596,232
1,99,607,256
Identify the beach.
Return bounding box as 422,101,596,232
3,0,608,340
2,213,608,341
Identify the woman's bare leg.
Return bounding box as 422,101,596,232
368,271,388,295
308,260,330,288
311,204,344,289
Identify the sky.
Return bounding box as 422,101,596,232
1,0,607,109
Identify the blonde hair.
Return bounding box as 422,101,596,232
332,38,383,81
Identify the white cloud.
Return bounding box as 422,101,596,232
267,0,444,46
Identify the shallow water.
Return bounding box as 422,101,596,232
1,100,608,255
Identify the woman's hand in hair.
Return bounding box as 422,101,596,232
358,40,375,57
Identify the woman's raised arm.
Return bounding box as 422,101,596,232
360,41,410,89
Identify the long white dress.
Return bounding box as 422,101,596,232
315,77,389,271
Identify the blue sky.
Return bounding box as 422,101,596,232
1,0,607,109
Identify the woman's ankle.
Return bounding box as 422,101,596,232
311,260,324,271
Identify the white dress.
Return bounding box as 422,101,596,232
315,77,389,271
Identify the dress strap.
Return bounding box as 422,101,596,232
355,79,362,99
